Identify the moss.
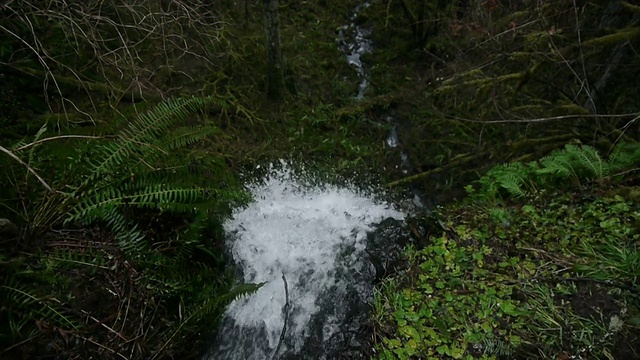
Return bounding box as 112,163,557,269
582,27,640,48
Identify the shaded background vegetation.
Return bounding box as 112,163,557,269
1,0,639,358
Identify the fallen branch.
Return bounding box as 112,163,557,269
271,273,290,360
14,135,105,152
386,152,483,187
445,112,640,124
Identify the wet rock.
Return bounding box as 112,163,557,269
366,217,412,281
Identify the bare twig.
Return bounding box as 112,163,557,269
1,334,40,354
81,310,129,340
444,112,640,124
14,135,104,152
271,272,290,360
75,334,129,360
612,112,640,148
2,0,225,117
386,152,484,187
0,144,56,193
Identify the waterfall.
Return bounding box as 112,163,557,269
336,2,373,100
207,164,405,359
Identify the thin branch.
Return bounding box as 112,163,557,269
14,135,104,152
0,144,56,193
444,112,640,124
74,334,129,360
81,309,129,340
572,0,597,113
2,0,225,116
271,272,290,360
386,152,482,187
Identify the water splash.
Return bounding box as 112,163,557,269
208,164,405,359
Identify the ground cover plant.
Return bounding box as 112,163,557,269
373,144,640,359
2,0,640,358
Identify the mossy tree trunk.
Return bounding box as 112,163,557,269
263,0,285,102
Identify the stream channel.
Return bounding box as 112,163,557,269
207,3,423,359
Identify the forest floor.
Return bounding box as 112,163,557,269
372,180,640,359
2,0,640,359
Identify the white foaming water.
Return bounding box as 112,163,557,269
212,165,404,359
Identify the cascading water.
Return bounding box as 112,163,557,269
207,165,405,359
336,2,427,210
208,3,426,357
336,2,373,100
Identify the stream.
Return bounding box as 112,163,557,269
207,3,418,359
206,165,406,359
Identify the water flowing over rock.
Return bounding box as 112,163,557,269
207,165,406,359
336,2,372,100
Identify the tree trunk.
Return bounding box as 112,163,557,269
583,2,639,113
263,0,285,102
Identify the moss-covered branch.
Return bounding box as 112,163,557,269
582,27,640,48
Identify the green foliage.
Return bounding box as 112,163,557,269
0,278,79,343
374,190,640,359
0,96,256,358
478,162,534,199
472,142,640,201
375,141,640,359
374,228,525,359
65,96,247,255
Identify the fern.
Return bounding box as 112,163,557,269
499,171,528,198
538,144,608,182
63,96,244,258
47,247,108,270
476,142,640,201
2,95,255,357
479,162,533,199
609,141,640,173
0,279,80,332
538,152,575,178
570,144,609,179
69,185,212,223
161,126,219,150
186,282,263,323
482,338,514,357
87,97,214,180
174,212,209,262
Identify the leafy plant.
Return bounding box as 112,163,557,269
472,142,640,202
374,227,525,360
0,278,79,344
0,96,256,358
375,178,640,359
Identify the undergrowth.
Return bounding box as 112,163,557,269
373,142,640,359
0,96,258,358
468,142,640,201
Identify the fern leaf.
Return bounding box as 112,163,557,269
87,97,213,178
538,154,573,177
485,163,530,198
537,146,582,185
115,223,148,255
161,126,218,150
500,173,527,197
186,282,263,323
1,280,79,331
570,145,608,179
609,141,640,173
